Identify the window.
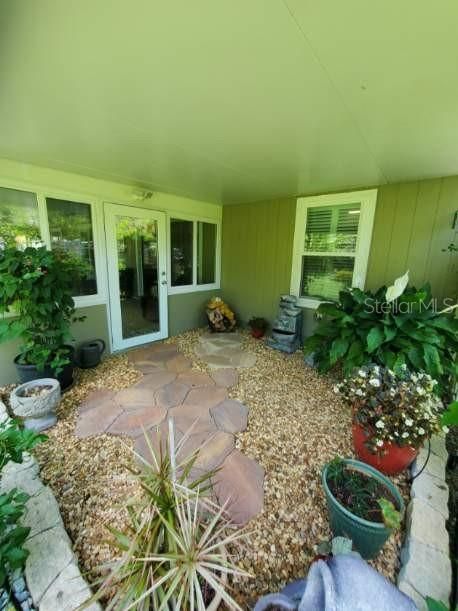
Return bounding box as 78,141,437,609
291,190,377,308
46,198,98,296
169,217,219,292
0,186,41,249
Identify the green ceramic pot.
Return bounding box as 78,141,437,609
322,458,404,559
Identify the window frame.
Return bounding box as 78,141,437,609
167,213,221,295
290,189,377,309
0,179,107,308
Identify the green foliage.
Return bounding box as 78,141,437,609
441,400,458,427
303,283,457,393
426,597,451,611
248,316,268,331
326,458,402,528
87,428,249,610
0,419,46,587
0,246,87,374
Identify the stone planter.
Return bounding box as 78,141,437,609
10,379,60,432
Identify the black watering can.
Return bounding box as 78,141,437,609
76,339,106,369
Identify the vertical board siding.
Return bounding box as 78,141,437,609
222,176,457,329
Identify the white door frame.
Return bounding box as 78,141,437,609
104,202,168,351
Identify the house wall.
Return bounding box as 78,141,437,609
0,158,221,385
221,176,458,333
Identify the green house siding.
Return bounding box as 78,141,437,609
221,176,457,330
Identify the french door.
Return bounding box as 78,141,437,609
105,203,168,351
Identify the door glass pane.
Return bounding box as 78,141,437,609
197,222,216,285
116,216,159,339
0,186,41,249
46,198,97,295
301,255,355,301
170,218,193,286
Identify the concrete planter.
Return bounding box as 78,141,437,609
10,379,61,432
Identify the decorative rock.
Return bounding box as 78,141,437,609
177,371,215,388
155,382,190,409
22,487,63,539
214,450,265,526
1,455,42,497
133,370,176,390
411,472,449,518
210,400,248,433
429,434,448,461
38,561,101,611
398,537,451,602
210,368,238,388
107,406,167,437
411,450,446,481
406,498,449,553
75,400,123,438
397,579,427,611
183,386,227,410
114,388,156,411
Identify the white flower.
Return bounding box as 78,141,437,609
417,427,425,435
355,389,363,396
442,426,450,434
394,430,399,436
411,374,418,383
375,420,384,429
333,385,340,394
369,378,380,387
376,439,384,447
358,370,367,377
405,418,413,427
416,387,425,395
402,432,409,438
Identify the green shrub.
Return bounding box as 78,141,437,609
304,282,457,393
0,246,86,374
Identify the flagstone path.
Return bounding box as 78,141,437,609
75,340,264,525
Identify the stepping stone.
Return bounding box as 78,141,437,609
169,404,217,436
230,352,257,368
183,386,227,410
166,354,192,373
132,361,162,374
214,450,264,526
108,406,167,437
114,388,156,411
75,401,123,438
79,389,116,413
134,370,176,390
155,381,190,409
211,400,248,433
177,371,215,388
210,368,238,388
190,431,235,471
199,332,243,345
134,420,182,464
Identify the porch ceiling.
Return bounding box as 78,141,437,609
1,1,457,204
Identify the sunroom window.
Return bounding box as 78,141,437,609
291,190,377,307
0,186,42,249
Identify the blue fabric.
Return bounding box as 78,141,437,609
253,554,418,611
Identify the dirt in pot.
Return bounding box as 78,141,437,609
19,385,53,398
326,459,399,525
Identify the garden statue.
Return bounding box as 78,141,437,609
266,294,302,353
206,296,236,332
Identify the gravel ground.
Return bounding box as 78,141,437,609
0,330,409,609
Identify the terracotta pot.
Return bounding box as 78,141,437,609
352,423,418,475
251,328,265,338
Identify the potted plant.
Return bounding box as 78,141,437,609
10,378,61,432
335,364,445,474
248,316,268,338
0,246,86,390
322,457,404,559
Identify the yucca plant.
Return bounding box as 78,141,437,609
85,424,250,610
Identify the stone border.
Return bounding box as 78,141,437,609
0,401,100,611
397,434,451,610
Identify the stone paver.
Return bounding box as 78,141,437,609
76,339,264,527
107,406,167,437
399,538,451,602
411,472,449,518
210,368,238,388
214,450,265,525
406,498,449,553
211,399,248,433
156,381,190,409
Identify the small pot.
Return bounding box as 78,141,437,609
76,338,105,369
322,458,404,559
14,345,75,391
10,378,61,432
250,328,265,339
352,423,418,475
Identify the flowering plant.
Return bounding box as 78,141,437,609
335,364,445,452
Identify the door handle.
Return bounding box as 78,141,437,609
161,280,168,286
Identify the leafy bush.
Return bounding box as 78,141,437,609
0,419,46,587
0,246,86,374
304,281,457,392
88,428,249,610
